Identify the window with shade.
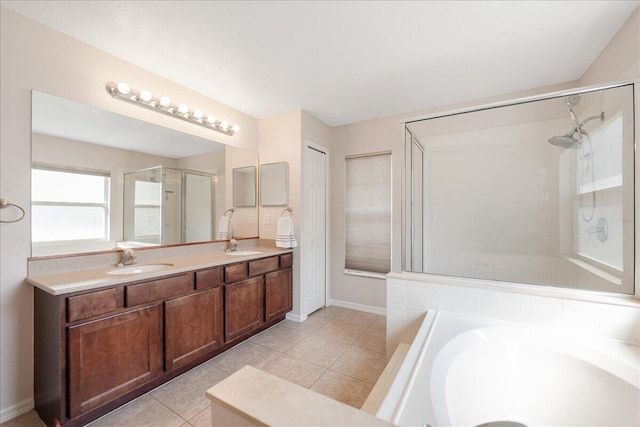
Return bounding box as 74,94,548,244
31,166,110,243
345,152,392,276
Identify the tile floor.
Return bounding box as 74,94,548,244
3,306,386,427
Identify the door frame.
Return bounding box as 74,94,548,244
301,140,330,318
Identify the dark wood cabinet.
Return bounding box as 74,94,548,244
67,304,163,418
165,287,223,371
265,268,293,322
34,251,293,427
224,277,264,341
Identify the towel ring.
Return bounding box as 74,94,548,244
280,207,293,217
224,208,235,218
0,198,26,223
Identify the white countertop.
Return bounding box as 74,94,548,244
27,246,292,296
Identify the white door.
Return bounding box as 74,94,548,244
303,144,327,315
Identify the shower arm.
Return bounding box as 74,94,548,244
565,112,605,136
579,112,605,127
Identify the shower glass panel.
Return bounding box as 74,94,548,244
404,84,634,294
124,166,214,246
185,171,214,243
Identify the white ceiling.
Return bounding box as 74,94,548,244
3,1,639,126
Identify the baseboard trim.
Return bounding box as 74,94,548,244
285,312,308,323
0,398,34,423
329,299,387,316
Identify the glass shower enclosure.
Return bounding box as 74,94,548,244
123,166,215,245
404,83,635,295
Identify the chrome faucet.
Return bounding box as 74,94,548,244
118,248,136,266
226,239,238,252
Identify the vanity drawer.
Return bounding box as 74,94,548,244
126,274,194,307
67,288,117,322
249,256,279,276
280,253,293,268
196,266,224,290
225,263,248,283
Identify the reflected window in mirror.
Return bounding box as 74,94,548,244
233,166,256,207
32,165,110,244
260,162,288,206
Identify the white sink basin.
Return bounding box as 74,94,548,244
106,263,175,275
226,250,264,256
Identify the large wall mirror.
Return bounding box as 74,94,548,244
31,91,259,257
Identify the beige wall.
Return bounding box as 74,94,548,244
258,110,331,319
0,7,259,420
259,110,303,316
580,7,640,86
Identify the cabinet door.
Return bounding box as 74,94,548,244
165,287,223,371
224,277,264,342
265,268,293,322
68,305,162,418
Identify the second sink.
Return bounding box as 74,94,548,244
106,263,175,275
226,251,264,256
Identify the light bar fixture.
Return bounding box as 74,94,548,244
105,81,240,136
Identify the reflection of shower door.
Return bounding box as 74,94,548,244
405,128,425,272
163,168,183,245
411,137,424,272
184,171,214,243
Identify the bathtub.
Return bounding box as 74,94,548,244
379,311,640,427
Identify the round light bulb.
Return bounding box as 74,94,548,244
193,110,203,120
231,124,240,133
116,82,130,95
220,120,229,131
178,104,189,114
140,90,152,102
159,96,171,107
206,115,216,124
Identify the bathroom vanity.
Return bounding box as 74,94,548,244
29,249,293,427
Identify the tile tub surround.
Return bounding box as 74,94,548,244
9,307,387,427
387,272,640,355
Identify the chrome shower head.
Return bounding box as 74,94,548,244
548,133,580,148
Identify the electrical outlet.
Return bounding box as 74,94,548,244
249,214,254,224
264,215,270,225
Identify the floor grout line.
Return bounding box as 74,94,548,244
149,395,192,425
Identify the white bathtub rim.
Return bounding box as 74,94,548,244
430,323,640,426
389,311,438,425
383,310,640,427
376,311,437,422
